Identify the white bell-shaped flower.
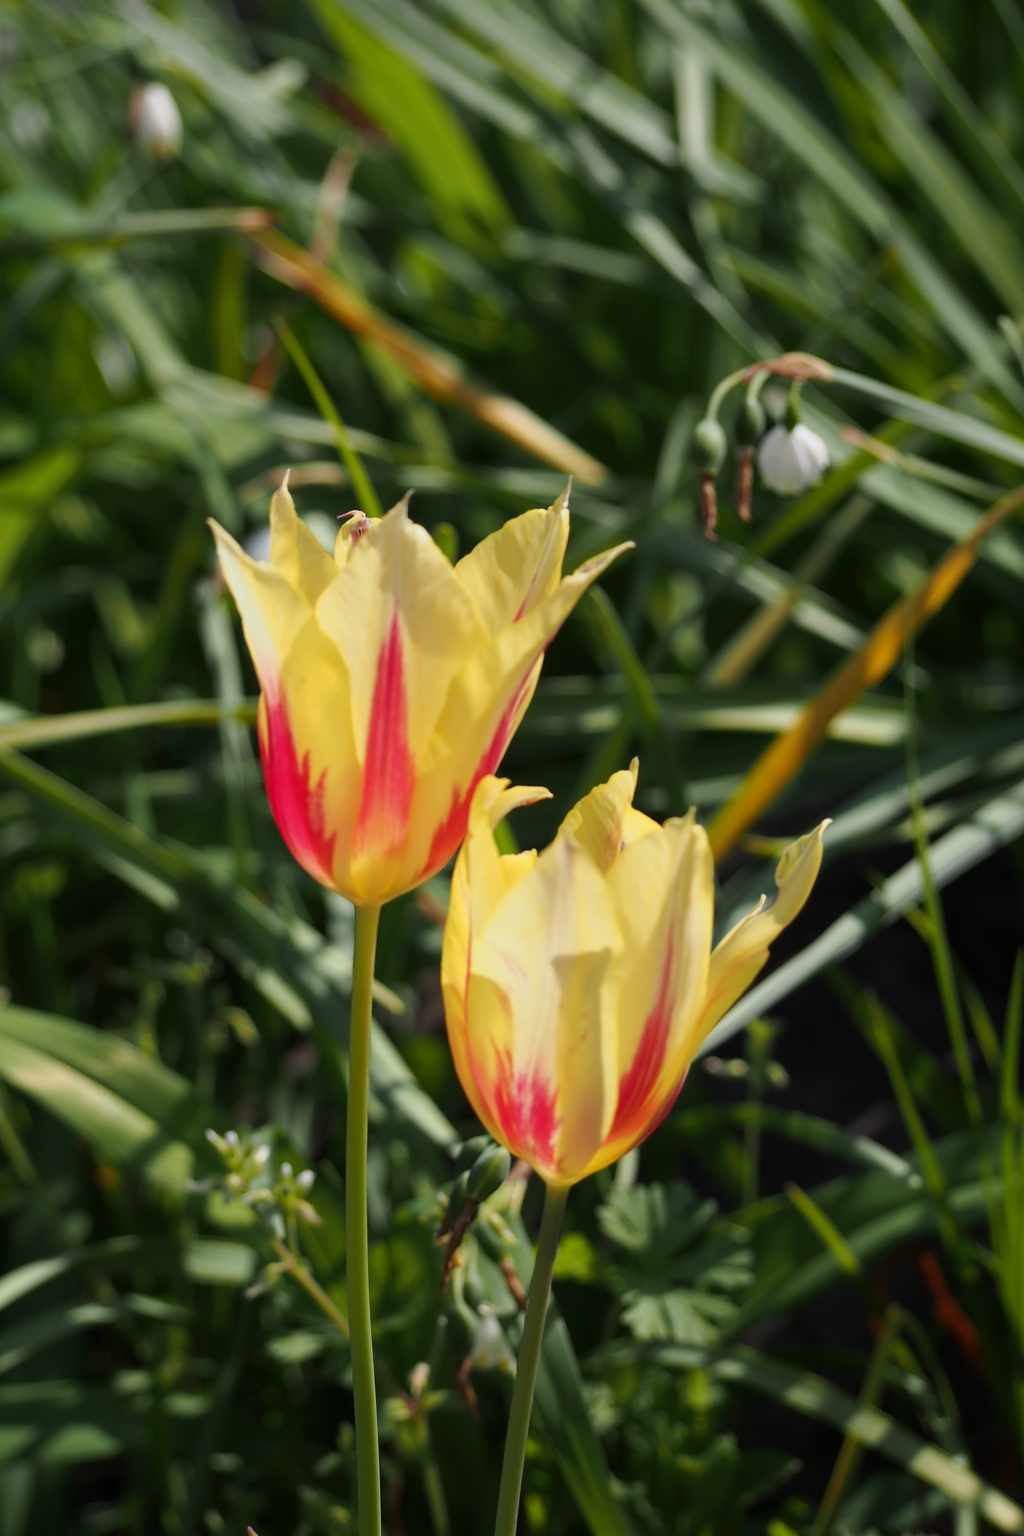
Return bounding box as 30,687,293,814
131,83,183,159
757,422,829,495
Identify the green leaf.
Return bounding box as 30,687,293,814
0,445,84,588
310,0,510,241
0,748,455,1151
594,1339,1024,1531
637,0,1024,409
704,772,1024,1053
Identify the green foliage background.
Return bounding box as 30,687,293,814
2,0,1024,1533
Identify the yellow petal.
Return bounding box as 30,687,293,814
257,620,360,893
268,477,337,606
209,519,312,690
392,530,628,892
442,776,550,1135
211,518,361,897
558,758,660,873
583,812,714,1174
314,495,488,766
694,820,830,1041
394,653,544,893
454,488,570,633
467,832,622,1183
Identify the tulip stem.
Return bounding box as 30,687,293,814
494,1182,569,1536
347,901,383,1536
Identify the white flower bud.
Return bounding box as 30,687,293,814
756,423,829,495
130,83,183,159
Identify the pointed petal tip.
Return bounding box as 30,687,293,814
387,489,414,521
574,539,634,579
469,774,553,831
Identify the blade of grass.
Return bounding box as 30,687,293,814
595,1338,1024,1530
707,481,1024,860
904,641,981,1122
812,1305,904,1536
273,314,383,518
704,770,1024,1052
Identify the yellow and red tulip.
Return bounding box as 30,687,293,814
210,483,629,906
442,765,827,1186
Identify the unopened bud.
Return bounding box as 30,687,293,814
447,1169,470,1225
130,83,183,159
694,417,727,474
736,393,766,448
454,1134,492,1178
466,1144,511,1203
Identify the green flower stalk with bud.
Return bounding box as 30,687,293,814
695,351,835,535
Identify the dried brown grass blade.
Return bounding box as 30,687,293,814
249,229,607,485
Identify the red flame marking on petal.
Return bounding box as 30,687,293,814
492,1056,559,1172
415,661,537,883
259,693,337,885
606,937,677,1147
353,613,415,864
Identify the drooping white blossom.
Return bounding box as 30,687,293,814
131,83,183,158
757,422,829,495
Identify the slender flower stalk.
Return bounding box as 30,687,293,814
493,1183,568,1536
348,903,383,1536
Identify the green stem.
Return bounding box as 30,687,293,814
348,902,383,1536
494,1182,569,1536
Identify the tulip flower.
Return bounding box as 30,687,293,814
210,481,630,907
446,765,827,1536
442,764,827,1187
757,421,830,495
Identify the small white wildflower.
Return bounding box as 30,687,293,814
130,83,183,159
757,422,829,495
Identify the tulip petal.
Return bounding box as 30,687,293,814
315,496,488,770
590,812,714,1173
210,519,312,691
268,479,337,606
695,820,829,1040
406,653,543,888
257,690,336,887
454,491,570,632
347,611,416,892
401,538,632,889
467,832,621,1184
559,758,659,872
442,777,552,1135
